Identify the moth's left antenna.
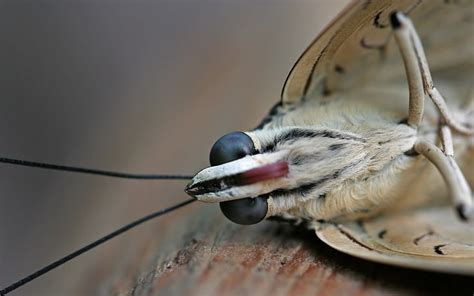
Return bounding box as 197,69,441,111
0,157,193,180
0,197,196,295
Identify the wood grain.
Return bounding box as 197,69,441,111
91,205,473,296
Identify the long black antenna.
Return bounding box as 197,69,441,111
0,157,192,180
0,198,196,295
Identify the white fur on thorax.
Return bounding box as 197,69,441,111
259,88,469,222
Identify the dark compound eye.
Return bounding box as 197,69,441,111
209,132,256,166
219,196,268,225
209,131,266,225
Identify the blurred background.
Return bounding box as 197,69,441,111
0,1,347,295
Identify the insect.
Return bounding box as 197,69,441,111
1,0,473,294
186,0,474,274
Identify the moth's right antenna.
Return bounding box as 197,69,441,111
0,157,193,180
0,197,196,295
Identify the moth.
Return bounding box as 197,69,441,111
186,0,474,275
1,0,473,295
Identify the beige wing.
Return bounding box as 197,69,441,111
281,0,474,105
315,207,474,275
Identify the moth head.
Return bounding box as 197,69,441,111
186,128,360,225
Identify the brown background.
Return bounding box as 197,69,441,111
1,1,472,295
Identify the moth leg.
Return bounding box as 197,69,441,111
439,123,472,200
414,139,473,221
390,12,474,135
461,88,474,117
390,12,424,128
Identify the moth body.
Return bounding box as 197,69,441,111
188,84,472,223
185,0,474,275
255,88,473,222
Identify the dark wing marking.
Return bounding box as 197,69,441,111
434,244,447,255
413,229,434,245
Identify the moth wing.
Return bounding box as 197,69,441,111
314,207,474,275
281,0,474,105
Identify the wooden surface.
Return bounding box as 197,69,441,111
90,205,473,296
